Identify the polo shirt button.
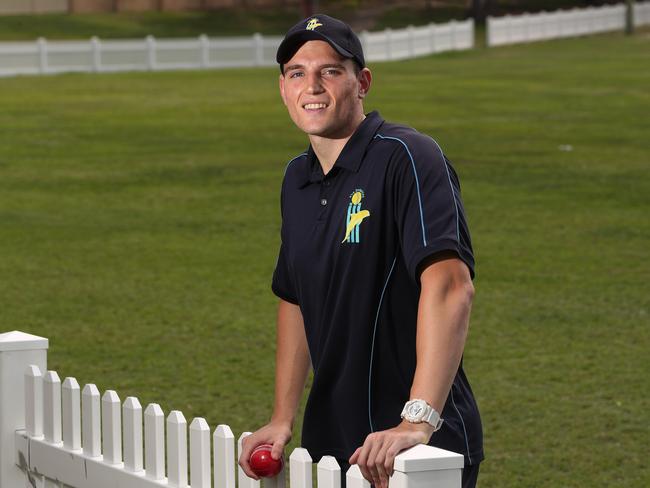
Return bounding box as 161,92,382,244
320,198,328,206
324,180,331,187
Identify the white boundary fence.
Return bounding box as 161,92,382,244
487,2,650,47
635,0,650,26
0,20,473,77
0,331,464,488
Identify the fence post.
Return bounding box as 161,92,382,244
199,34,210,69
253,33,264,66
407,25,415,57
449,20,457,50
0,331,48,488
37,37,48,74
146,35,157,71
385,28,393,60
360,31,369,59
389,444,464,488
91,36,101,72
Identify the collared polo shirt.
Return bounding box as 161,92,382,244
272,111,483,466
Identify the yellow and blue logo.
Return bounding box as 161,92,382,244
306,18,323,31
342,189,370,244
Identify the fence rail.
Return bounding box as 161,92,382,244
0,20,474,77
487,1,650,47
0,331,464,488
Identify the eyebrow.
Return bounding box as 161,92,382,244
284,62,347,73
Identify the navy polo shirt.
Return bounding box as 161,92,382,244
272,111,483,466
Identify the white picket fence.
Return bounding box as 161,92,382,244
0,331,464,488
0,20,473,77
487,1,650,46
635,0,650,26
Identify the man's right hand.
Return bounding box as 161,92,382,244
238,421,292,480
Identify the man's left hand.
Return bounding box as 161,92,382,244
349,421,435,488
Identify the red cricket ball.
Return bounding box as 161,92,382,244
249,444,283,478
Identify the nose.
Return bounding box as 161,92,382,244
305,71,324,95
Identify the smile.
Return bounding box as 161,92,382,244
303,103,328,110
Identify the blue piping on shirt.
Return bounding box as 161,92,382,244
368,256,397,433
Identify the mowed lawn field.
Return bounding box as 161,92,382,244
0,31,648,486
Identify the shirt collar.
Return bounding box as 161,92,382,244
296,111,384,188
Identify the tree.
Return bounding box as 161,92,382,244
469,0,494,23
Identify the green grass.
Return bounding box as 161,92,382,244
1,31,649,486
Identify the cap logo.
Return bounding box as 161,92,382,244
306,18,323,31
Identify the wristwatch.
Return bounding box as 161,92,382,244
400,399,444,431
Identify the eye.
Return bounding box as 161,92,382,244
288,71,304,79
324,68,340,76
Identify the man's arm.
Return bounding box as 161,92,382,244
349,252,474,488
238,299,311,479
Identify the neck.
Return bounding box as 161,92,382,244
309,112,366,175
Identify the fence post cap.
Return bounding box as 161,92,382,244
82,383,100,397
214,423,234,439
317,455,340,471
123,396,141,410
190,417,209,431
44,370,61,383
0,331,48,351
102,389,120,403
62,376,80,389
289,447,312,462
393,444,464,473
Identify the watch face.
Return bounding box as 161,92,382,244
406,402,424,419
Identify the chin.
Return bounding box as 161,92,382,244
297,121,332,137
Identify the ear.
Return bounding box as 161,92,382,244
279,73,288,106
357,68,372,99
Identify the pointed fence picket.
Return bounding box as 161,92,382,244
123,397,143,473
44,371,62,445
0,331,464,488
62,377,81,451
145,403,165,480
102,390,122,465
214,424,236,488
82,383,101,457
167,411,188,487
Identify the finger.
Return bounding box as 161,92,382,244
359,434,381,487
271,440,285,460
371,441,389,488
349,447,362,465
238,449,260,480
239,455,260,481
239,436,265,480
355,441,373,483
384,441,399,478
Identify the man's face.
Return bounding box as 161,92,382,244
279,40,370,139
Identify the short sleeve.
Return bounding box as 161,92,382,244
272,242,299,304
272,175,300,305
390,135,475,281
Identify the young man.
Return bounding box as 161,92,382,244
239,14,483,488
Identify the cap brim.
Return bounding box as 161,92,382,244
276,30,354,66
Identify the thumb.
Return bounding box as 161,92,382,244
271,441,285,460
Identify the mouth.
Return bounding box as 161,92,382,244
302,102,329,111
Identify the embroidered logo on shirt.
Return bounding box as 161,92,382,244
306,18,323,31
342,189,370,244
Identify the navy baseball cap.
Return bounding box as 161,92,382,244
276,14,365,73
